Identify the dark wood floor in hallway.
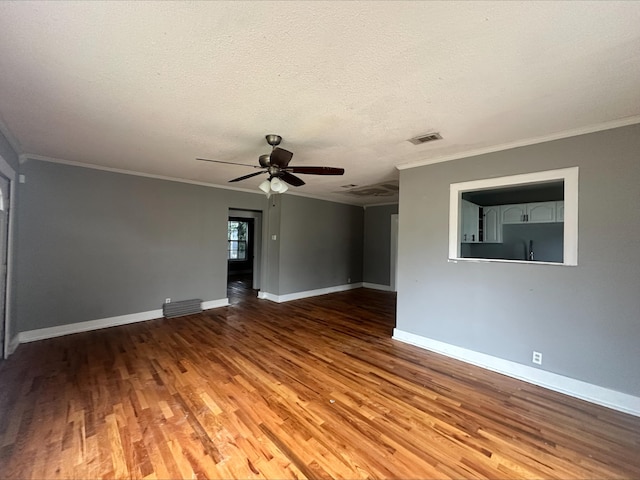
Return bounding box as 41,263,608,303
1,288,639,479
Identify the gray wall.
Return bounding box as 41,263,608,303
16,160,368,332
276,195,363,296
16,160,267,332
265,194,282,295
363,204,398,286
397,124,640,396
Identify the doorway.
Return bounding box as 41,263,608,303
390,214,398,292
227,209,262,302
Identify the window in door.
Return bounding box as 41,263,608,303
227,220,249,260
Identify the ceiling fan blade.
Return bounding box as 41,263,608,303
196,158,261,168
288,166,345,175
280,171,305,187
229,170,267,183
269,147,293,168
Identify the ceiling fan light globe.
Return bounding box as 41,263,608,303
259,179,271,194
270,177,283,192
279,182,289,193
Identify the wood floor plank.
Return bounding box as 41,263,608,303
1,284,639,479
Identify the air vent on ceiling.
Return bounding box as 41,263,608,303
340,181,399,197
408,132,442,145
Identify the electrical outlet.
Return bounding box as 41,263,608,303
532,351,542,365
165,298,171,304
348,277,351,283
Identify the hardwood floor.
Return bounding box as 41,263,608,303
227,274,256,305
1,288,639,479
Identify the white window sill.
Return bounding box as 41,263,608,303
448,257,576,266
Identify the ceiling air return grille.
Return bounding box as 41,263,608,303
408,132,442,145
342,181,399,197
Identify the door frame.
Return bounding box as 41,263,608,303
390,214,399,292
228,209,263,290
0,153,16,358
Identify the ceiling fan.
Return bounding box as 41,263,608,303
197,134,344,194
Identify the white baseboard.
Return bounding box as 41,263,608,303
202,298,229,310
18,298,228,344
257,291,278,301
392,329,640,418
363,282,394,291
259,283,363,303
8,335,19,356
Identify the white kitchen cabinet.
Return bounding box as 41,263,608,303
501,202,558,224
460,199,480,243
556,201,564,222
501,204,527,224
482,206,502,243
527,202,556,223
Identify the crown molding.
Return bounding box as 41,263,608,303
396,115,640,171
19,153,365,207
363,202,399,208
19,153,263,194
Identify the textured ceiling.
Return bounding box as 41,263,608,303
1,1,639,205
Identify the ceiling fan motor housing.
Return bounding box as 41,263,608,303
259,154,270,167
268,166,281,177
